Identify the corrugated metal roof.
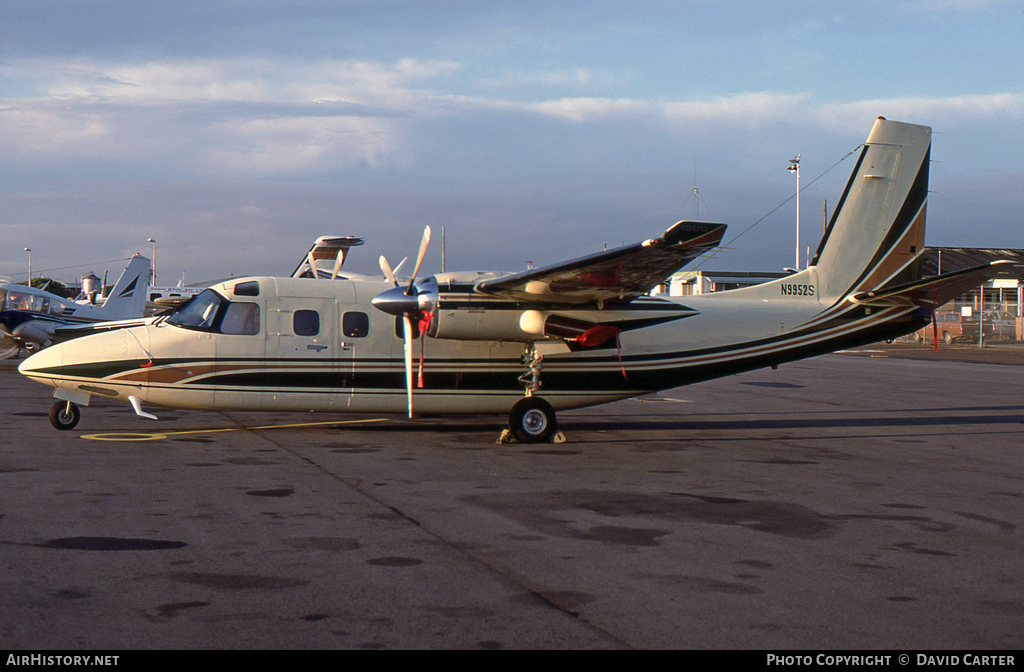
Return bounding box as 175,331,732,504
922,247,1024,278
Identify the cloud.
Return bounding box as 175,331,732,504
2,52,1022,281
4,53,1023,173
201,114,413,172
0,103,110,155
0,56,462,172
515,91,1024,133
816,94,1024,131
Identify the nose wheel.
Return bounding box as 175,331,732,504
49,401,81,431
508,397,557,444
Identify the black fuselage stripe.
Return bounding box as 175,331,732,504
32,309,928,395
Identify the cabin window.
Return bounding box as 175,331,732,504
294,310,320,336
219,302,260,335
343,312,369,338
233,281,259,297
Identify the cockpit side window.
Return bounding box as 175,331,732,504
219,302,260,335
0,288,6,309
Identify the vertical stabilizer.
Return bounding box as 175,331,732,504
99,254,151,319
811,118,931,300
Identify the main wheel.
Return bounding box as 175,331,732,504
49,401,80,431
509,397,557,444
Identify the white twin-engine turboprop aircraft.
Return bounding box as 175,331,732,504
19,119,1014,440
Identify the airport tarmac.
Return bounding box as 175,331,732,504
1,346,1022,650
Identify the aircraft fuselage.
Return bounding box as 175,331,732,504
18,273,928,419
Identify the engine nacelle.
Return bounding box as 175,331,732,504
428,308,540,342
12,322,55,348
428,308,603,344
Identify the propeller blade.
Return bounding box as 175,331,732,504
379,256,398,287
406,225,432,295
392,257,408,276
403,316,414,419
331,249,345,280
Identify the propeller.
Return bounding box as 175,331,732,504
379,255,398,287
0,323,20,360
372,226,435,419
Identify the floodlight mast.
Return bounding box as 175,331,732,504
788,155,801,270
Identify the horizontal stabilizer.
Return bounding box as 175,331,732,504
850,260,1018,309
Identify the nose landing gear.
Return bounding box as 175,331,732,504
49,401,80,431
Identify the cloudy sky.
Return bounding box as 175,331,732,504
1,1,1021,286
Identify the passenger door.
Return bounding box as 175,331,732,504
265,297,345,410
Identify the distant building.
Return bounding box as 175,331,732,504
654,270,790,296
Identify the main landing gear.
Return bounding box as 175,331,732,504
49,401,81,431
508,397,558,444
506,343,559,444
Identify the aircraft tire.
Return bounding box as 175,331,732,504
509,397,557,444
49,401,80,431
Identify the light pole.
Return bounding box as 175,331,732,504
23,248,32,286
788,155,800,270
147,238,156,286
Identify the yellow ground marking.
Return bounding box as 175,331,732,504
81,417,389,442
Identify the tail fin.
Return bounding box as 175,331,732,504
811,118,932,300
99,254,151,319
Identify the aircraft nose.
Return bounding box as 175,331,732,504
19,328,150,380
18,341,63,378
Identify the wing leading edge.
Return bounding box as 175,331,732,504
474,220,726,305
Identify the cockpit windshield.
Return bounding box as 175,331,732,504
166,289,224,330
1,288,50,313
164,288,260,335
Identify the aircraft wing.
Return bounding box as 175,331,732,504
851,260,1019,309
53,317,150,338
474,221,726,305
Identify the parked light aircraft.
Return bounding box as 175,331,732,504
291,236,365,279
18,119,1016,439
0,255,151,359
146,283,206,314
